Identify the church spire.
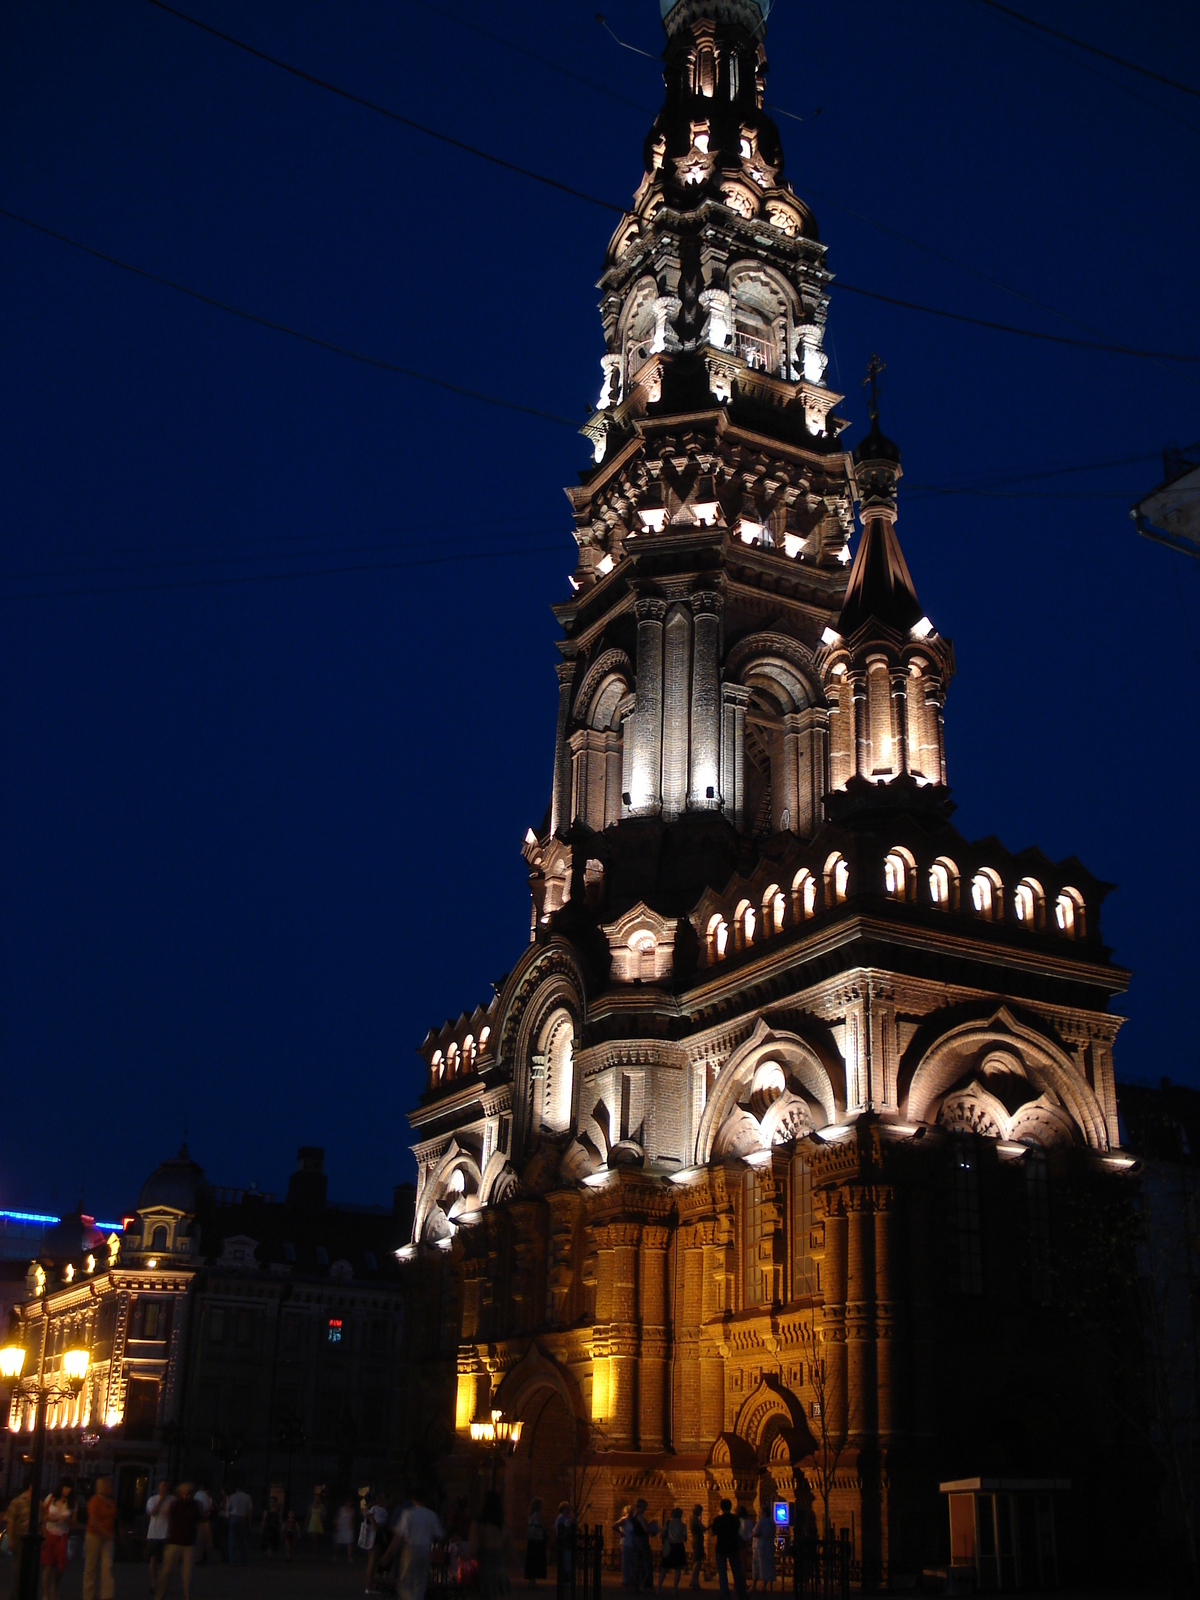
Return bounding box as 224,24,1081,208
820,358,954,791
836,355,922,636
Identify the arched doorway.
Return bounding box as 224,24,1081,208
504,1388,576,1539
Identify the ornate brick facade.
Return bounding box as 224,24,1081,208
405,0,1135,1580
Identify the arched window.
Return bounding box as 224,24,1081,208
431,1050,444,1084
536,1009,576,1134
707,913,729,962
479,1026,491,1051
928,856,959,910
792,868,816,920
729,52,739,99
631,930,657,982
884,847,915,902
825,853,849,905
970,868,1002,921
151,1225,168,1252
1014,877,1045,929
763,884,785,934
447,1042,459,1078
462,1035,476,1072
1055,887,1085,938
734,898,755,949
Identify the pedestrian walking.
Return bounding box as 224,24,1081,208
633,1501,658,1593
470,1490,509,1600
751,1510,775,1591
260,1497,281,1557
306,1494,325,1559
554,1503,574,1584
615,1506,637,1590
282,1510,300,1560
154,1484,198,1600
146,1479,173,1591
398,1488,446,1600
710,1501,747,1600
82,1478,117,1600
688,1507,707,1591
525,1498,547,1588
39,1479,73,1600
658,1508,687,1592
226,1485,252,1566
334,1498,356,1563
192,1487,212,1564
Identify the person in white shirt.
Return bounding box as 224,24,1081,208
146,1481,173,1589
397,1491,444,1600
226,1488,253,1566
192,1488,212,1564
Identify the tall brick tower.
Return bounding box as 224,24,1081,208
404,0,1131,1578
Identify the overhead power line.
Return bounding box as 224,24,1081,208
0,206,580,428
834,279,1200,363
142,0,624,215
137,1,1199,368
0,540,572,603
972,0,1200,101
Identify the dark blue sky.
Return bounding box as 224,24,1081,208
1,0,1197,1217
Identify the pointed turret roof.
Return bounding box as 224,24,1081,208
837,379,923,636
836,510,924,637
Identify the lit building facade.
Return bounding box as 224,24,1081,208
405,0,1137,1580
3,1148,420,1521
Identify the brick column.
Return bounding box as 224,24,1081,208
890,673,909,778
628,599,667,815
851,672,869,779
720,683,750,829
550,660,577,837
662,605,693,820
688,591,722,809
638,1224,671,1450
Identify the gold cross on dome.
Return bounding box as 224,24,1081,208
863,353,886,421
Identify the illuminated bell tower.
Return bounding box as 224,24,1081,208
544,0,856,875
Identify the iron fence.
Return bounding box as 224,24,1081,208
556,1523,605,1600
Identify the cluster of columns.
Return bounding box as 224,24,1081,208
623,591,723,821
827,659,945,791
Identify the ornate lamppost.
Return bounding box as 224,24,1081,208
469,1408,522,1489
0,1337,90,1600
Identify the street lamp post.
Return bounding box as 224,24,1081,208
0,1336,90,1600
469,1408,523,1489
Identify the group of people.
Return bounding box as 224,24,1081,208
2,1475,119,1600
616,1499,782,1596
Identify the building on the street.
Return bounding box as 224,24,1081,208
3,1146,417,1522
402,0,1151,1584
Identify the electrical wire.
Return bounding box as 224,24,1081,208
0,540,573,603
142,0,625,215
0,206,581,429
971,0,1200,101
414,0,650,115
594,15,661,62
834,279,1200,363
133,3,1200,367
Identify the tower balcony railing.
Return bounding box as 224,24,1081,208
734,328,779,373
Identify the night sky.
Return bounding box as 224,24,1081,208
1,1,1197,1219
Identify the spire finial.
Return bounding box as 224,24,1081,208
863,353,885,424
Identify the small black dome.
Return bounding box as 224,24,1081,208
852,414,902,470
39,1209,106,1264
137,1143,210,1215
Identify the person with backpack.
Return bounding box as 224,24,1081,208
658,1508,688,1592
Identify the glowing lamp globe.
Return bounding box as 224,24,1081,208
0,1345,26,1381
62,1349,90,1385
